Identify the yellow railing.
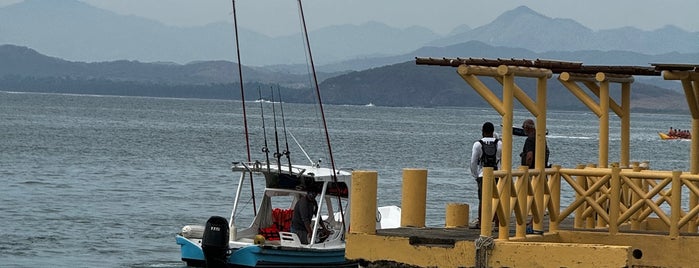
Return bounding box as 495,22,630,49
481,164,699,239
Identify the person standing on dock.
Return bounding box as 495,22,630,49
520,119,551,233
520,119,550,168
469,122,502,229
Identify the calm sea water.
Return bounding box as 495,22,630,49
0,91,693,267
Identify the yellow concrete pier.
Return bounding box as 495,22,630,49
345,59,699,267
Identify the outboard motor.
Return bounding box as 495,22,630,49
202,216,229,268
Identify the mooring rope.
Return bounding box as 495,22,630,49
474,235,494,268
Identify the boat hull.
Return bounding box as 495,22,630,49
231,245,350,267
176,235,353,267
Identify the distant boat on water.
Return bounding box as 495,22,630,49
658,132,691,140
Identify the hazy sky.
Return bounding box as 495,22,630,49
3,0,698,36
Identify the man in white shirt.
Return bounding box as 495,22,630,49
469,122,502,229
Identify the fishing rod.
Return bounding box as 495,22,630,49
296,0,336,179
277,86,293,174
258,87,271,172
297,0,345,237
231,0,256,216
270,87,282,174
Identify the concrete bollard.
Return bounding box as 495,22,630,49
445,203,469,228
350,170,378,235
400,168,427,228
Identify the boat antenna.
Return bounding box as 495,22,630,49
297,0,346,236
270,86,282,174
258,87,271,172
277,86,293,174
231,0,256,216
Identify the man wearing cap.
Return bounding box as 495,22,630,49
291,191,318,244
469,122,502,229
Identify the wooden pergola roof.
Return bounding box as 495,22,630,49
651,63,699,71
414,56,699,174
415,57,662,76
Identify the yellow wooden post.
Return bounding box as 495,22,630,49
609,166,621,235
597,73,610,168
620,82,631,167
670,170,682,237
549,165,562,232
501,70,514,174
691,118,699,232
350,170,378,235
400,168,427,228
663,72,699,232
631,163,643,230
586,163,598,228
679,78,699,174
688,80,699,233
574,164,586,228
481,167,494,237
694,117,699,171
445,203,469,228
534,76,547,231
515,166,529,238
498,174,511,240
498,70,515,240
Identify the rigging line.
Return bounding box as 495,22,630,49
277,86,293,174
297,0,346,236
288,130,314,165
258,87,271,172
231,0,256,216
270,86,282,174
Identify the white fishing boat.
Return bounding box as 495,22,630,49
176,160,400,267
175,1,400,267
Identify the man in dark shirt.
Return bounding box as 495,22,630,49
291,191,317,244
520,119,550,168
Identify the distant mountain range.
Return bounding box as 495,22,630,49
0,1,696,113
0,1,697,67
0,43,690,113
429,6,699,55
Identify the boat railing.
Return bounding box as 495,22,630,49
480,163,699,240
232,161,307,176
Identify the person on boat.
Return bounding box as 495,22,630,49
291,190,318,244
520,119,550,169
682,129,691,139
469,122,502,229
